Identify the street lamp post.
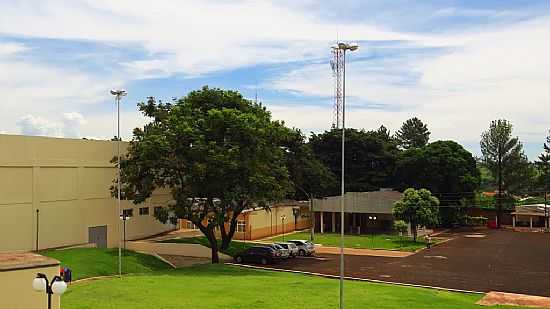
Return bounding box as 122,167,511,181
32,273,67,309
331,41,358,309
281,215,287,242
368,215,377,248
110,89,127,277
120,213,131,252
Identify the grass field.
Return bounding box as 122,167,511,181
270,232,427,252
61,264,526,309
42,248,172,280
162,236,255,256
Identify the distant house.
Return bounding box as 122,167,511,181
312,189,402,234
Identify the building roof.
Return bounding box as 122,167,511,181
313,191,402,214
512,204,550,217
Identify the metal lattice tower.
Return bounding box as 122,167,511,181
331,48,345,129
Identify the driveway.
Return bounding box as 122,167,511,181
271,229,550,297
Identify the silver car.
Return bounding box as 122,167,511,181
288,240,315,256
275,242,299,258
268,244,290,259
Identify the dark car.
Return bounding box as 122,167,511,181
234,246,279,265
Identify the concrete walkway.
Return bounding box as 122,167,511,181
127,241,231,261
315,246,414,257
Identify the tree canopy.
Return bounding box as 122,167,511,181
115,87,295,263
395,117,430,149
393,188,439,241
309,128,399,193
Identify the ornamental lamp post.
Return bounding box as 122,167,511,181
32,273,67,309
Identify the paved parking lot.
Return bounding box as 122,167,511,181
267,229,550,296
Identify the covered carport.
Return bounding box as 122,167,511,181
512,204,550,230
312,190,402,235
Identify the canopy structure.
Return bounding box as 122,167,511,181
511,204,550,229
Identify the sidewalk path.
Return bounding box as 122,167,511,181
315,246,413,257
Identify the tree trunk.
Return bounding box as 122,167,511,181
198,223,220,264
411,221,418,242
206,229,220,264
497,157,503,229
221,213,239,250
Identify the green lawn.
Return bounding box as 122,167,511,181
61,264,526,309
42,248,172,280
161,236,255,256
271,232,427,252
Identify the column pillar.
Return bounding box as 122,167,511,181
320,211,324,234
332,212,336,233
512,216,516,228
530,216,533,229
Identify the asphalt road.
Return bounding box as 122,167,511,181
265,229,550,296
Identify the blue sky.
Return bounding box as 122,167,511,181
1,0,549,159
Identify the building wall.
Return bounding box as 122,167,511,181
234,203,311,240
180,202,312,241
0,264,60,309
0,134,175,252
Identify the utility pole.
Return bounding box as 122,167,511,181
331,41,358,309
110,89,127,277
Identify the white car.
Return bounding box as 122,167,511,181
288,240,315,256
275,242,299,258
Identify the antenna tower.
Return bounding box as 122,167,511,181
331,46,344,128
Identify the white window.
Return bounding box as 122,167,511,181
237,220,246,232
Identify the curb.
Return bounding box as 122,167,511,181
225,262,484,295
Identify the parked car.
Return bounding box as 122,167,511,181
275,242,299,258
288,240,315,256
268,244,290,259
234,246,279,265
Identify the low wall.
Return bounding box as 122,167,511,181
126,241,231,260
0,253,60,309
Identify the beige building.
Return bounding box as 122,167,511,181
180,201,311,240
0,134,175,252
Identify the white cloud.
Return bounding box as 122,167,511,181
267,16,550,150
17,115,62,137
17,112,87,138
0,0,427,77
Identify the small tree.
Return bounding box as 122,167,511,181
393,188,439,241
395,117,430,149
393,220,408,246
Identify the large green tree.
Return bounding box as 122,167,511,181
480,119,526,227
395,117,430,149
309,128,399,193
283,129,336,200
394,140,480,225
393,188,440,241
115,87,293,263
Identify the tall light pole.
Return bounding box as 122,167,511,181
331,41,358,309
110,89,127,277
